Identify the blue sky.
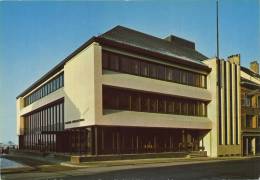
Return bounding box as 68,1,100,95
0,0,259,143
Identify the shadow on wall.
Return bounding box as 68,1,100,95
27,90,87,131
64,92,90,125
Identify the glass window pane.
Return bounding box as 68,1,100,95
158,97,165,113
109,53,119,71
130,59,139,75
149,64,157,79
140,61,149,77
131,93,140,111
102,51,109,69
166,68,173,81
173,68,180,83
157,65,165,80
120,56,130,73
118,91,130,110
141,95,149,112
150,96,157,112
174,101,181,114
166,98,174,113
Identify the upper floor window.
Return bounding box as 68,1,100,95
103,86,208,117
24,73,64,107
102,50,207,88
109,54,119,71
245,94,252,107
140,61,149,77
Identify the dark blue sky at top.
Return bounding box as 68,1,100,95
0,0,259,143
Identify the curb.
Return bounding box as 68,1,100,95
60,156,255,168
1,166,35,174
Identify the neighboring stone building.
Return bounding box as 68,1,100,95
16,26,244,157
240,61,260,156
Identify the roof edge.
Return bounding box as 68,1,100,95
96,36,211,72
16,36,97,99
17,34,211,99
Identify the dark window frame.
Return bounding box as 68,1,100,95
102,50,207,89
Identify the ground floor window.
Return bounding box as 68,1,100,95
19,126,209,155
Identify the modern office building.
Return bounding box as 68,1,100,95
17,25,243,157
240,61,260,156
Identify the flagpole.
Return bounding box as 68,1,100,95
216,0,219,59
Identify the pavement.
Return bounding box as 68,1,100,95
1,155,260,180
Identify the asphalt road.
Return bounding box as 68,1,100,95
2,157,260,180
62,157,260,180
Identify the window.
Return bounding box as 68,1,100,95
103,86,207,117
246,115,254,128
140,61,149,77
24,73,64,107
52,80,56,91
102,51,206,88
120,57,130,73
102,52,109,68
56,77,60,89
60,74,64,87
187,72,194,86
141,95,149,112
166,68,174,81
149,64,157,79
118,91,130,110
158,97,165,113
103,88,118,109
173,68,181,83
188,102,195,116
245,94,252,107
181,71,188,85
157,65,165,80
130,59,139,75
109,54,119,71
150,96,157,113
23,101,64,151
181,102,188,115
195,74,201,87
166,99,174,113
174,101,181,114
131,93,140,111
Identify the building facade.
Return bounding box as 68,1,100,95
17,26,244,157
240,61,260,156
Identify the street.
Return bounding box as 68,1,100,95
2,157,260,180
63,157,260,180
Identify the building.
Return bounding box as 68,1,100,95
240,61,260,156
16,25,242,157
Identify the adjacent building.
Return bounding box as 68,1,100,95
16,25,257,157
240,61,260,155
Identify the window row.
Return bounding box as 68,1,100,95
102,51,206,88
103,86,207,117
22,134,56,152
24,73,64,106
24,101,64,134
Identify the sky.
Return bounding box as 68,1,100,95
0,0,259,144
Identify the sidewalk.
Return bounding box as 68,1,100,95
3,156,259,180
3,152,258,174
61,155,251,168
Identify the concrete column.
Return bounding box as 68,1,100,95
251,137,256,155
246,138,249,156
94,126,98,155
